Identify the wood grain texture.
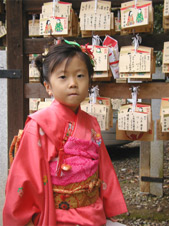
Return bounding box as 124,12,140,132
25,83,50,98
150,100,163,196
23,0,164,12
150,140,164,196
140,142,150,193
25,82,169,99
24,37,93,54
6,0,29,146
24,33,169,54
98,82,169,99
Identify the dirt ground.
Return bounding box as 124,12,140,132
107,141,169,226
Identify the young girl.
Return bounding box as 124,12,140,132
3,41,127,226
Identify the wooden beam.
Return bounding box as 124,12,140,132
24,37,93,54
25,82,169,99
24,37,53,54
24,33,169,54
25,83,50,98
23,0,164,12
99,82,169,99
23,0,125,12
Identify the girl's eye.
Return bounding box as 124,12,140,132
59,75,66,79
77,74,84,78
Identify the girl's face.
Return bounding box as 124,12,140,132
44,55,89,113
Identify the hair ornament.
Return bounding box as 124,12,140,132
64,39,81,48
64,39,95,67
81,44,95,67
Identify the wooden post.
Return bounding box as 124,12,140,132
0,1,29,223
139,99,151,193
140,100,163,196
150,99,163,197
6,0,29,148
140,141,150,193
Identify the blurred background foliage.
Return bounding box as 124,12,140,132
154,3,164,67
154,4,164,34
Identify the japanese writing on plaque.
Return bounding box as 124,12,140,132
162,114,169,132
29,20,40,36
81,104,108,131
80,1,111,15
118,112,148,132
163,42,169,64
164,0,169,17
42,2,71,18
93,46,109,71
80,12,111,30
119,51,151,73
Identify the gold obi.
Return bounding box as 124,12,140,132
53,171,101,210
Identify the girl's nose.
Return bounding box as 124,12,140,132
69,77,77,88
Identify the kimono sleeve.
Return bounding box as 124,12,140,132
99,138,128,218
3,120,47,226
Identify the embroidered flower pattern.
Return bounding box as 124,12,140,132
59,201,70,210
91,129,102,146
63,122,74,143
17,187,24,197
43,175,48,185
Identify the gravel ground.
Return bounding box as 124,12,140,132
107,141,169,226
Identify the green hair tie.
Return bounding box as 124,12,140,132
64,39,94,67
64,39,81,48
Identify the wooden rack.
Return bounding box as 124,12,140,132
4,0,168,197
6,0,169,144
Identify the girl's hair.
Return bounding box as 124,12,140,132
35,42,94,85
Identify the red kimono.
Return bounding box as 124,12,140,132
3,100,127,226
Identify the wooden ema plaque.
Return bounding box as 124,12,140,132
116,120,154,141
157,119,169,140
120,0,153,34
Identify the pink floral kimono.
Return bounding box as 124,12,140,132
3,100,127,226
